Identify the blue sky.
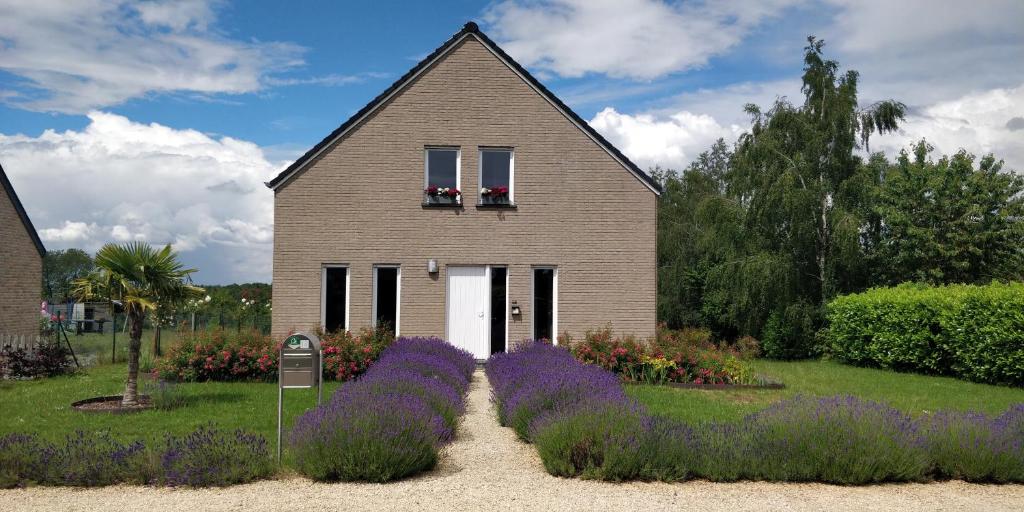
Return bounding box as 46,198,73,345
1,0,1022,284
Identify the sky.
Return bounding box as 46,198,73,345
1,0,1022,284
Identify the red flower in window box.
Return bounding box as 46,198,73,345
424,185,438,195
446,187,461,198
480,186,509,198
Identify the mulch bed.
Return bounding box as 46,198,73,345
72,395,153,413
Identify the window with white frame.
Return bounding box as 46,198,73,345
424,147,460,204
479,148,513,204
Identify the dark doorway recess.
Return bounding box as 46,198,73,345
490,267,507,354
533,268,554,340
324,267,347,332
375,267,399,334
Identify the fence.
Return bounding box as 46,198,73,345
0,333,44,351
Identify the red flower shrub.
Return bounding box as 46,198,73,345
565,325,757,385
318,325,394,381
156,326,395,382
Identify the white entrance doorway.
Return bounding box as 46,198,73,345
446,266,490,359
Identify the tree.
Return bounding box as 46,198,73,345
73,242,203,406
872,140,1024,284
42,249,93,301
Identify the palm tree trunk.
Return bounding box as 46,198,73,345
123,311,143,406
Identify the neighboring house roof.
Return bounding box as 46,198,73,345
0,161,46,257
266,22,662,195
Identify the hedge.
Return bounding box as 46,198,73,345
826,282,1024,386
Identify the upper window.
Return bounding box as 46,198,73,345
424,148,461,205
479,148,513,204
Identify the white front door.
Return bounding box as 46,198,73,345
446,266,489,359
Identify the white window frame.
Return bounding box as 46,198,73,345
424,146,461,192
320,264,350,332
371,264,401,336
530,266,558,344
478,147,514,202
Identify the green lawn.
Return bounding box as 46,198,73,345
0,364,340,444
629,359,1024,424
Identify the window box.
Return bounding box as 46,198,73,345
424,186,462,206
478,191,514,207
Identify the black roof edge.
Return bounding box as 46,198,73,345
265,21,662,195
0,161,46,257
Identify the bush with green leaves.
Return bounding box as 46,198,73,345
826,282,1024,385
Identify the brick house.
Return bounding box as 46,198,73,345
0,161,45,340
267,23,660,358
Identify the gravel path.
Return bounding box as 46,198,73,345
3,370,1023,511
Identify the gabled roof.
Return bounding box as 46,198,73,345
266,22,662,195
0,161,46,257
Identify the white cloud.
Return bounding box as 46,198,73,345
482,0,798,80
39,221,97,242
0,111,277,283
0,0,304,113
822,0,1024,105
872,84,1024,171
590,107,742,171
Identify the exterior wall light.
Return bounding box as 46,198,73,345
510,301,521,316
427,259,438,274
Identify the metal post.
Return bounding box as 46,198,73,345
277,365,283,464
111,312,116,364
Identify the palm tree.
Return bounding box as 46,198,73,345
73,242,203,406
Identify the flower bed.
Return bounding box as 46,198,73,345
0,426,272,488
565,326,772,386
155,326,393,382
487,341,1024,484
288,336,474,482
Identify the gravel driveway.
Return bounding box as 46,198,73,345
3,370,1022,511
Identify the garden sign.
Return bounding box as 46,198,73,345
277,332,322,462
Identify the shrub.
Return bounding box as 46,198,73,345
319,325,394,381
0,427,271,488
761,301,820,359
922,405,1024,482
826,282,1024,385
697,396,930,484
156,326,394,382
0,342,74,379
565,326,761,385
488,344,1023,484
156,426,273,487
532,402,660,481
0,434,47,488
288,336,473,482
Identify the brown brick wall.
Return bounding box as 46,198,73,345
0,181,43,338
271,36,657,342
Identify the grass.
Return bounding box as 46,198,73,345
0,363,341,444
59,329,178,367
628,359,1024,424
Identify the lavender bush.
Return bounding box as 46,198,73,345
289,336,474,482
156,426,273,487
0,427,270,488
688,396,931,483
487,342,1024,484
0,434,48,487
923,404,1024,482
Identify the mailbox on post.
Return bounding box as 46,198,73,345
277,332,322,462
